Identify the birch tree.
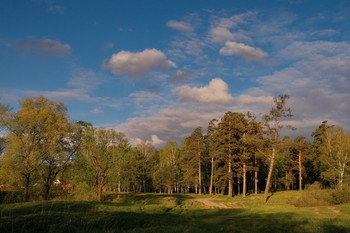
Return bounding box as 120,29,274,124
262,94,294,203
321,127,350,189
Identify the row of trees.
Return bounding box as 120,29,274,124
0,96,349,202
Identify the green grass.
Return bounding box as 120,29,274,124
1,192,350,233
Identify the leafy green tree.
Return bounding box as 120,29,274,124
0,137,5,157
0,101,10,128
136,140,153,192
262,94,294,203
2,96,73,201
156,141,180,193
291,136,311,190
80,127,128,201
309,120,332,184
206,119,219,195
240,113,263,196
217,112,247,197
320,127,350,189
180,127,204,194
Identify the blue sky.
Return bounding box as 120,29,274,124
1,0,350,146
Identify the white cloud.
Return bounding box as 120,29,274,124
252,40,350,135
174,78,233,105
209,27,250,44
236,94,272,105
103,49,176,78
23,89,101,103
167,20,193,33
90,108,103,114
116,105,227,145
220,41,268,62
68,67,105,91
17,39,71,58
129,91,164,105
150,135,165,147
170,70,193,83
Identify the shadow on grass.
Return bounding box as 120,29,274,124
104,193,193,205
1,201,350,233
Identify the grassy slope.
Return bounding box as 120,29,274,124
1,192,350,233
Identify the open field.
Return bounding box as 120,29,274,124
1,191,350,233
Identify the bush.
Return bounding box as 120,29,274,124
0,190,23,204
71,182,95,201
288,182,332,207
331,186,350,205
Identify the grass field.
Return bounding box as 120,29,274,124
1,191,350,233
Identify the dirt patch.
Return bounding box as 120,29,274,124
327,206,340,214
312,207,321,216
195,197,244,209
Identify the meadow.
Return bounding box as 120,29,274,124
1,191,350,233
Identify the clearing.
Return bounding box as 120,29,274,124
1,191,350,233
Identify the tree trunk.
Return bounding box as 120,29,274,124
209,156,214,195
23,175,30,202
339,162,345,190
242,162,247,197
285,171,290,190
197,141,202,195
228,153,233,197
263,147,275,203
237,177,241,195
298,150,303,191
254,156,258,195
43,180,51,200
97,173,104,202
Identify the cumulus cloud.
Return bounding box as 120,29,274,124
150,135,166,147
170,70,194,83
102,49,176,78
17,39,71,58
167,20,193,33
209,27,250,44
174,78,233,105
116,105,228,145
220,41,268,62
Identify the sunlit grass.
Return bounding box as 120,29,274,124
1,192,350,233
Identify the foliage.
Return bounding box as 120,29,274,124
0,191,22,204
319,127,350,189
1,95,350,207
330,185,350,205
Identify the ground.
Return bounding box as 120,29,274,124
1,191,350,233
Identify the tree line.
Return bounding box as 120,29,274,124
0,96,349,202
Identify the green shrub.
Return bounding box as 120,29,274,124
287,196,328,207
0,190,23,204
288,182,332,207
330,186,350,205
71,182,95,201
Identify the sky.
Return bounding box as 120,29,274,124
1,0,350,147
